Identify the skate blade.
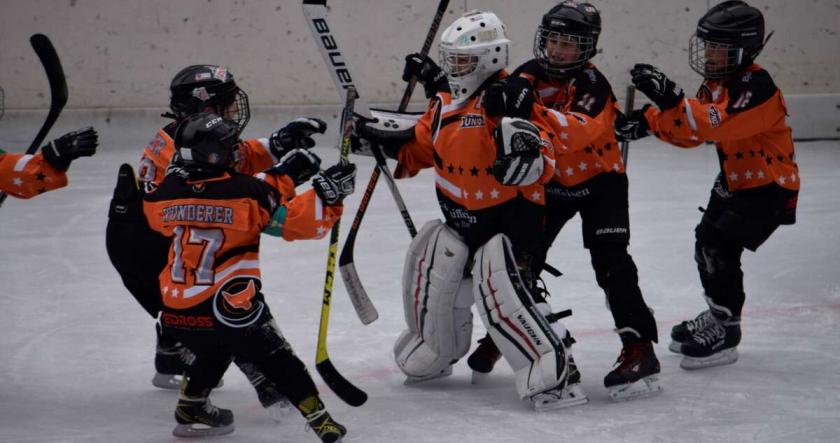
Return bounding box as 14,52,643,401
608,375,664,402
404,366,453,385
668,341,683,354
680,348,738,370
532,384,589,412
265,399,293,423
152,373,182,390
172,423,234,438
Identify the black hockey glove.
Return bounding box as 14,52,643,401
265,148,322,186
484,77,536,120
268,117,327,159
630,64,684,111
42,126,98,171
312,162,356,205
492,117,544,186
403,53,450,99
614,105,652,141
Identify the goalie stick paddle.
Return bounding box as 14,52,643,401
0,34,68,207
302,0,382,324
315,86,368,407
620,85,636,167
337,0,449,325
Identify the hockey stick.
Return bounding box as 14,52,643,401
620,85,635,167
314,86,368,407
338,0,448,324
302,0,384,324
0,34,68,207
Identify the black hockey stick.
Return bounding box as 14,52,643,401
0,34,68,207
303,0,384,325
338,0,448,325
314,87,368,407
620,85,635,167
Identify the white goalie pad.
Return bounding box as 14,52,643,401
472,233,570,399
394,220,473,380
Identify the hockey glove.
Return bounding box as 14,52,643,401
312,162,356,205
484,77,536,120
403,53,450,99
268,117,327,159
631,64,684,111
614,105,652,141
42,126,98,171
265,148,322,186
492,117,544,186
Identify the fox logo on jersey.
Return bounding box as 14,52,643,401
222,279,256,310
213,277,265,328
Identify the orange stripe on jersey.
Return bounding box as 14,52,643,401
0,151,67,199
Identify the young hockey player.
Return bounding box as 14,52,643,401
143,112,355,441
353,10,587,411
1,127,98,198
105,64,326,417
466,1,662,402
615,0,799,369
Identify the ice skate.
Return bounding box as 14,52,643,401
172,395,234,438
153,335,192,390
669,310,715,353
604,341,663,402
680,319,741,370
531,382,588,411
468,335,501,384
404,365,453,385
306,410,347,443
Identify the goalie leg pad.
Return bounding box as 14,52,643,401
394,220,473,380
472,233,571,399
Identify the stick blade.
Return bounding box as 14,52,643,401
316,359,368,407
339,263,379,325
29,34,68,109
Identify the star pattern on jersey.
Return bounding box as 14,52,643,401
559,132,569,140
578,161,588,172
12,177,23,186
490,188,500,199
565,166,575,176
530,190,541,201
744,170,753,180
470,166,479,176
36,172,47,181
485,166,494,176
613,163,621,172
474,190,484,200
171,288,180,298
316,225,327,237
735,152,744,160
447,163,455,174
673,118,683,128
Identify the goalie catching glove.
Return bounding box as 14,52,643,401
312,162,356,205
492,117,544,186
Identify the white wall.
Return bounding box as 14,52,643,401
1,0,838,112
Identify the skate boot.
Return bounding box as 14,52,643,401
172,394,234,437
404,365,453,385
306,410,347,443
153,325,193,390
604,341,663,402
468,334,501,383
237,361,292,422
669,310,715,353
531,354,587,411
680,316,741,370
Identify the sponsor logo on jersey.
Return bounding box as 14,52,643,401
162,204,233,225
594,226,629,236
162,312,214,329
213,277,265,328
708,106,722,128
460,114,485,128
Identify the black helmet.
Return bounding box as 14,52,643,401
533,1,601,80
689,1,767,79
174,112,241,175
168,65,250,134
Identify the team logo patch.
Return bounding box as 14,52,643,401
708,106,721,128
213,277,264,328
460,114,485,128
213,66,228,81
192,86,211,101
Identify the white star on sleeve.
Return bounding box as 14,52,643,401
565,167,574,176
778,175,786,185
12,177,23,186
316,225,327,236
744,170,753,180
729,171,738,182
578,162,588,172
474,190,484,200
490,188,500,199
530,191,541,201
757,170,765,179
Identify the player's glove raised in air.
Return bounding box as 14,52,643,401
264,148,322,186
631,64,684,111
403,53,450,99
312,162,356,205
484,76,535,120
268,117,327,159
492,117,544,186
42,126,98,171
349,114,411,160
614,105,652,141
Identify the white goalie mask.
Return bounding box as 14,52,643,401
439,10,510,105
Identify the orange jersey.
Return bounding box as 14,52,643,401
396,72,556,212
0,149,67,199
644,64,799,193
138,122,277,193
143,171,342,310
515,61,624,187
